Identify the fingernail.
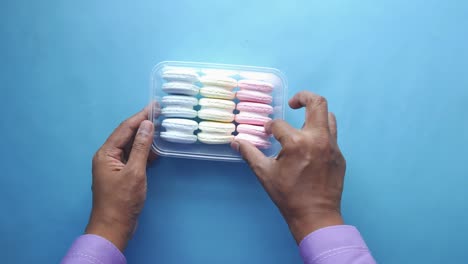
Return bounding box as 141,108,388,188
139,120,152,134
231,141,240,152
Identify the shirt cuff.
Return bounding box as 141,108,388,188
299,225,373,264
61,234,126,264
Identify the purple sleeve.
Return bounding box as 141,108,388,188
299,225,376,264
61,234,126,264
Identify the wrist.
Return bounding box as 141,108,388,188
85,210,134,252
286,210,344,244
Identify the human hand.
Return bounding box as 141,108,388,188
85,107,155,251
232,91,346,243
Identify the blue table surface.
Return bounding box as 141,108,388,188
1,0,467,263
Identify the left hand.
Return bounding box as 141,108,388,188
85,106,155,251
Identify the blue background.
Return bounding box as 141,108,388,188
1,0,467,263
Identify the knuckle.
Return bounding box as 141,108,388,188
271,119,283,128
117,120,128,131
126,166,146,179
136,128,151,139
335,151,347,166
327,151,346,169
120,118,131,127
315,95,328,106
299,90,312,97
271,120,287,134
93,149,104,163
315,138,331,152
288,134,307,147
132,139,148,152
117,119,135,133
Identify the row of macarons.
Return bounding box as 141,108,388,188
161,68,275,102
161,80,274,103
160,96,272,124
160,118,271,148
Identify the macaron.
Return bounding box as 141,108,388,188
162,69,199,83
235,133,271,149
198,109,234,122
199,98,235,110
161,132,197,144
238,79,274,93
197,121,235,144
236,102,273,114
235,102,273,125
200,75,237,89
198,98,235,122
162,82,199,96
199,121,235,134
161,106,197,118
236,90,273,104
162,118,198,132
200,86,235,100
160,118,198,144
162,95,198,107
237,124,268,138
235,113,271,125
198,132,234,144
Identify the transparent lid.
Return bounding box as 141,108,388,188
150,61,287,161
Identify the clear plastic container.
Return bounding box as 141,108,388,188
150,61,287,161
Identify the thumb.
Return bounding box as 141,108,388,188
127,120,154,170
231,139,270,176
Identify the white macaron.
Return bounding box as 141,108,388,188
162,95,198,107
162,82,200,96
161,106,197,118
160,118,198,144
162,69,199,83
162,118,198,132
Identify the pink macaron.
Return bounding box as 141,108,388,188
236,101,273,113
235,113,271,125
237,124,269,138
236,90,273,104
238,79,274,93
235,133,271,149
235,102,273,125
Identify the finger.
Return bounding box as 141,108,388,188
127,120,154,170
264,119,297,146
147,120,159,163
288,91,328,130
328,112,337,140
231,139,270,176
104,106,150,149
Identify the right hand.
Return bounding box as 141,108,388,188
231,91,347,243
